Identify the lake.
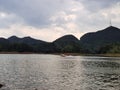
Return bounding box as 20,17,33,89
0,54,120,90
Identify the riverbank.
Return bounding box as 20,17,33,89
0,52,34,54
55,53,120,57
96,54,120,57
0,52,120,57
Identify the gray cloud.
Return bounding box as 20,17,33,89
0,0,67,27
0,0,119,28
79,0,120,12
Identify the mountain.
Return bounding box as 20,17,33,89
53,35,82,53
80,26,120,53
8,36,21,43
7,35,82,53
0,38,9,44
8,36,55,53
8,36,47,45
0,38,10,51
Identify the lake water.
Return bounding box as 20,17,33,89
0,54,120,90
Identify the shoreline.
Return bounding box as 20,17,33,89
0,52,120,57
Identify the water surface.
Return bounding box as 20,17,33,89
0,54,120,90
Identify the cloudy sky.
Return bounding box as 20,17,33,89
0,0,120,41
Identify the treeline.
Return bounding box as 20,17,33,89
0,43,33,52
0,40,120,54
98,43,120,54
0,42,83,53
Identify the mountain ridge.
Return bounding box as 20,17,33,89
80,26,120,53
0,26,120,53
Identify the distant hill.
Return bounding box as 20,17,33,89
80,26,120,53
8,36,55,53
8,36,47,45
0,38,10,51
0,38,9,44
53,35,82,52
8,36,21,43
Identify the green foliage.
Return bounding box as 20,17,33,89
62,45,75,52
9,43,33,52
98,43,120,54
0,43,33,52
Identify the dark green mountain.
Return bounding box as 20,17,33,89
8,36,55,53
53,35,82,53
0,38,10,51
0,38,9,44
98,43,120,54
8,36,21,43
8,36,47,45
80,26,120,53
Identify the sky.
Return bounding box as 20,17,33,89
0,0,120,42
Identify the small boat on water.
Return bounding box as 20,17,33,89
60,53,73,57
60,54,66,57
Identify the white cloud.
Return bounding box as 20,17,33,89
0,23,83,42
0,0,120,41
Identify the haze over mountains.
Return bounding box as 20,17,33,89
0,26,120,54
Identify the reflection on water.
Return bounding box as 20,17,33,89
0,54,120,90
